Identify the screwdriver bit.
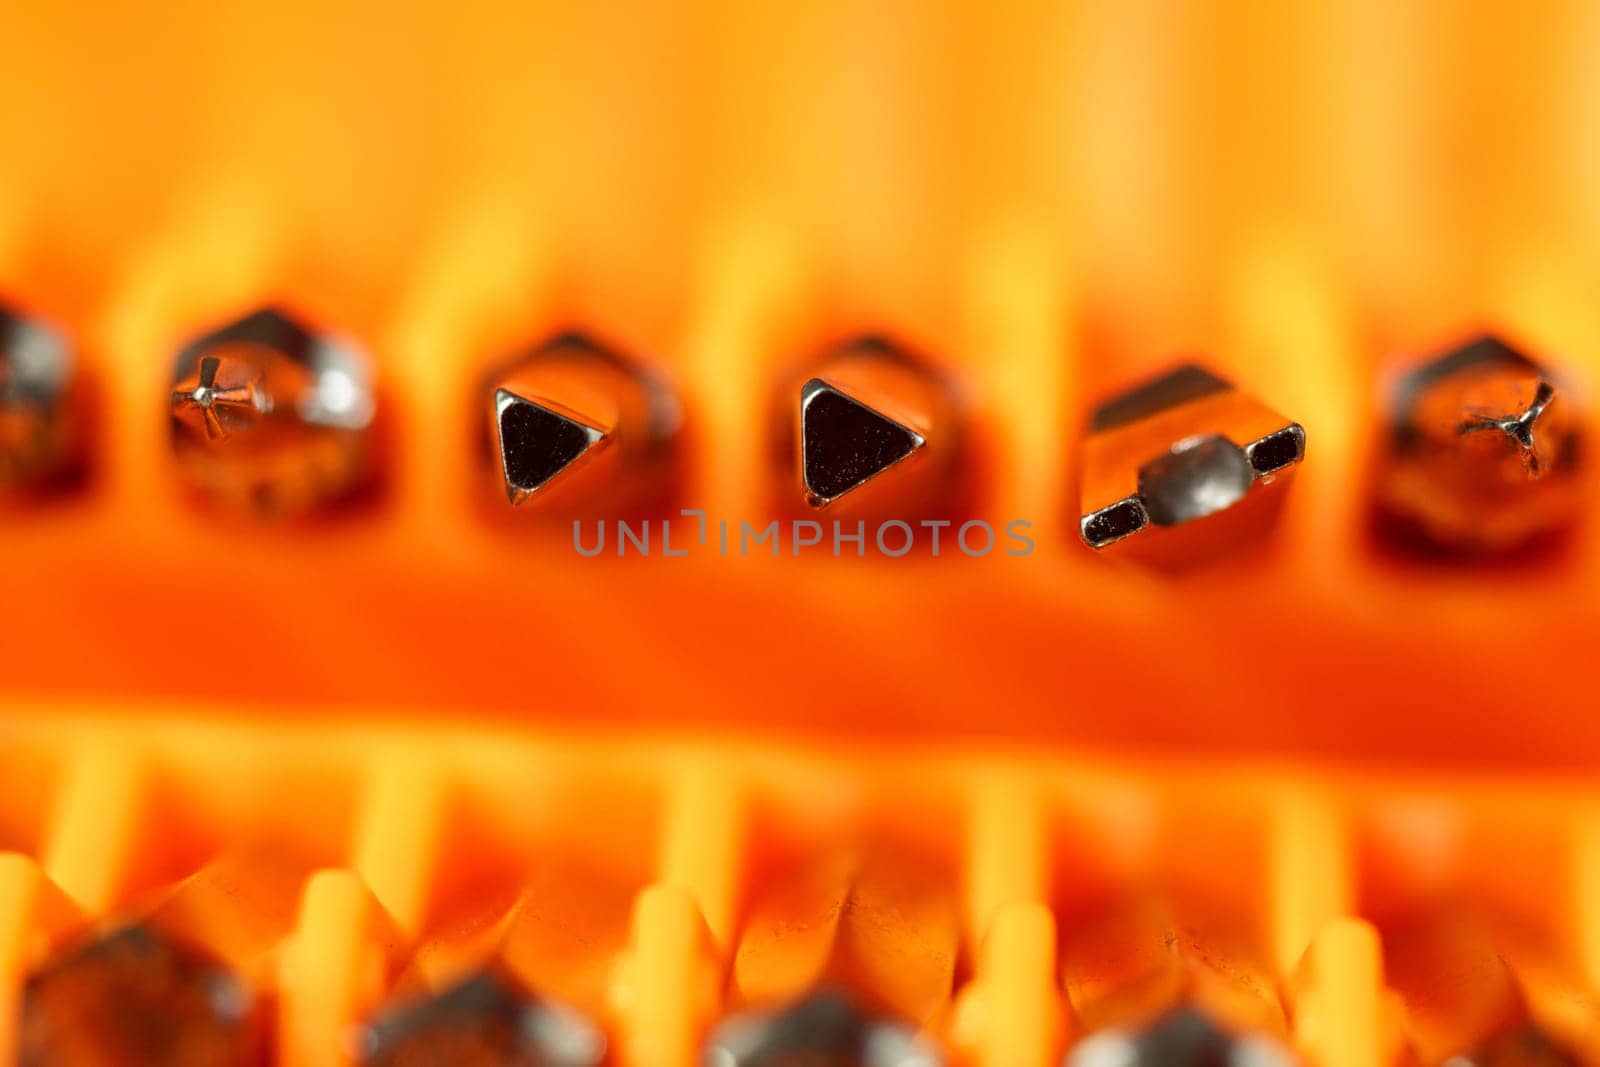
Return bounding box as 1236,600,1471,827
703,988,942,1067
788,337,959,515
1376,334,1581,554
1064,1008,1293,1067
20,923,258,1067
358,967,605,1067
1078,364,1304,563
486,332,680,513
169,307,377,518
0,302,81,494
170,355,268,441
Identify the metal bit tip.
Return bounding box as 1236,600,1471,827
171,355,267,441
1396,334,1565,476
359,969,604,1067
1065,1009,1293,1067
704,990,941,1067
1081,496,1149,549
799,378,926,507
0,307,76,491
1078,363,1305,554
21,924,253,1066
1457,379,1558,476
495,388,609,506
1380,334,1581,552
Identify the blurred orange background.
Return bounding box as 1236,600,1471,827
0,1,1595,769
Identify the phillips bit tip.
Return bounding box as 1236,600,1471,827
170,355,268,441
168,307,377,517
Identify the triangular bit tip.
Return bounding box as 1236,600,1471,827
495,389,607,505
799,379,925,506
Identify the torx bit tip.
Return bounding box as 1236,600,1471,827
799,377,926,507
494,387,610,506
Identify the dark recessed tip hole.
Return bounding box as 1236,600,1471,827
1081,496,1148,549
1245,424,1305,477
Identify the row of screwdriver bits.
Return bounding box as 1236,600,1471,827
0,301,1582,562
